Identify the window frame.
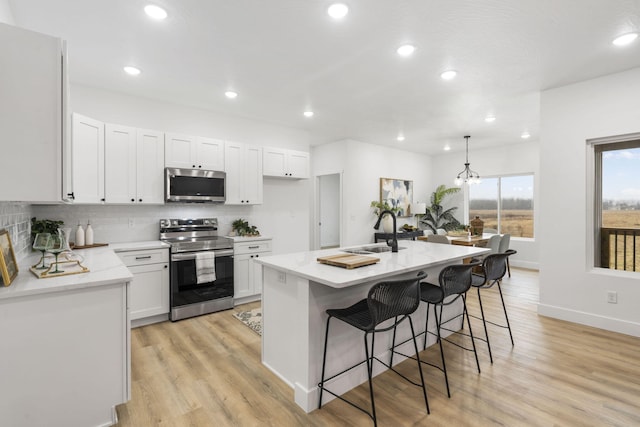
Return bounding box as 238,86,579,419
588,132,640,271
466,172,535,239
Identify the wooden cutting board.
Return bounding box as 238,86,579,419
317,253,380,269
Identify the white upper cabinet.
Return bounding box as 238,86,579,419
225,142,263,205
0,23,68,202
263,147,310,179
104,125,164,204
104,124,136,203
136,129,165,204
72,114,105,204
165,133,224,170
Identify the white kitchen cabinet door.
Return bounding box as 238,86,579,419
136,129,165,204
165,133,196,168
263,147,287,177
72,113,105,203
286,150,310,178
263,147,309,179
233,254,253,300
196,137,225,171
128,263,170,320
0,23,66,202
104,124,136,203
224,142,263,205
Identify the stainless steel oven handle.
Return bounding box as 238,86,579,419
171,249,234,261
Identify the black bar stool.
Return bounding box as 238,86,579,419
391,262,481,398
470,249,517,363
318,271,429,426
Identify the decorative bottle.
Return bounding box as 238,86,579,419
85,221,94,246
75,223,85,247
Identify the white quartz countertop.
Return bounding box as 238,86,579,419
0,247,132,301
109,240,170,252
255,240,489,288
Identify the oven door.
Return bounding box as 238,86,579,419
170,249,234,316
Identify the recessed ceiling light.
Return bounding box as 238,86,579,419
521,131,531,139
327,3,349,19
303,111,314,118
123,66,141,76
397,44,416,57
443,145,451,151
225,91,238,99
144,4,167,20
440,70,457,80
612,32,638,46
485,115,496,123
397,135,405,142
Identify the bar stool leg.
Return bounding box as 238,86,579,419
476,288,494,363
318,316,332,409
364,332,377,426
434,304,451,398
423,303,431,351
462,294,481,373
408,316,430,414
497,282,514,345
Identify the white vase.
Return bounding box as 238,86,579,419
382,215,394,233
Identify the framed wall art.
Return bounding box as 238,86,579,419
379,177,413,217
0,229,19,286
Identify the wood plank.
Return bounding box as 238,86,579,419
115,269,640,426
317,253,380,269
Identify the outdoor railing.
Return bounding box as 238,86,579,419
601,228,640,271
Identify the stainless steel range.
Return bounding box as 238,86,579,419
160,218,234,321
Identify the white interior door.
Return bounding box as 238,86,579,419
318,173,341,249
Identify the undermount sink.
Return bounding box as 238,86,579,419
342,245,406,254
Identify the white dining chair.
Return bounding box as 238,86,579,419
498,233,511,277
428,234,450,244
484,228,498,234
436,228,447,235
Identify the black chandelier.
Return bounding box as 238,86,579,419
454,135,481,186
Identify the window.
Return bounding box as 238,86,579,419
468,174,534,238
594,139,640,271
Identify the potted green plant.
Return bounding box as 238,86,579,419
419,185,462,234
231,219,261,237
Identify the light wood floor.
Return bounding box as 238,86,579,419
116,269,640,426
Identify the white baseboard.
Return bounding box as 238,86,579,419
131,313,168,328
511,260,538,270
537,303,640,337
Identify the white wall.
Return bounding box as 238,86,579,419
539,67,640,337
312,139,432,247
431,142,541,269
0,0,14,24
36,84,312,255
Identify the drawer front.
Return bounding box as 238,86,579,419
118,248,169,266
234,240,272,255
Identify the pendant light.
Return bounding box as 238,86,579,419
454,135,481,186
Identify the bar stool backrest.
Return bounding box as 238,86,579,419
482,249,516,282
367,271,426,327
439,262,480,298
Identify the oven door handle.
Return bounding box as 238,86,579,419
171,249,234,261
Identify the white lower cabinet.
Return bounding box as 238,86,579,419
234,239,272,304
117,248,169,326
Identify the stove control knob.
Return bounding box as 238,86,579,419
204,219,210,225
172,220,178,226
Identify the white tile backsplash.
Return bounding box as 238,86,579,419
0,202,33,261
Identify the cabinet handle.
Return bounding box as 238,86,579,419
131,198,135,202
198,165,202,168
164,265,168,269
139,198,142,202
67,192,75,200
101,198,105,202
249,246,259,249
192,164,196,168
135,256,152,260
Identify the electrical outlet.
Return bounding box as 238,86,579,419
278,271,286,283
607,291,617,304
128,218,134,228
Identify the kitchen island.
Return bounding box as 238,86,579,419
255,240,489,412
0,248,132,427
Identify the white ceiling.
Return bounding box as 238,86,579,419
8,0,640,155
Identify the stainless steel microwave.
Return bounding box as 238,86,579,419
165,168,226,203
